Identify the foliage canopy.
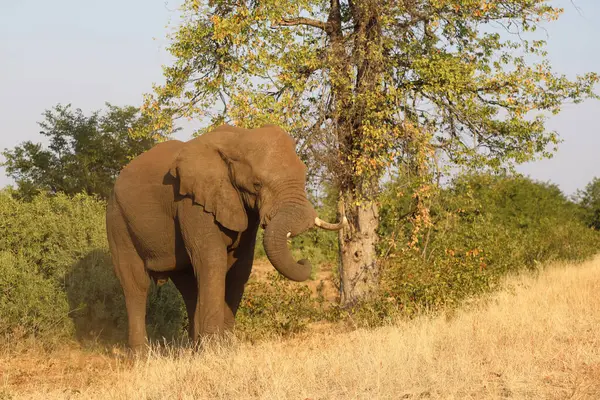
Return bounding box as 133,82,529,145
575,177,600,230
143,0,598,182
2,104,166,200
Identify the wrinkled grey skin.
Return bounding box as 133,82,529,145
106,124,344,351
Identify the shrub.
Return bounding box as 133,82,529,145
236,272,324,340
65,249,128,342
254,186,340,274
371,173,600,320
145,282,187,342
254,225,339,272
0,192,107,282
0,191,187,346
574,176,600,230
0,251,74,341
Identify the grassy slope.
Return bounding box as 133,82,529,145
3,257,600,399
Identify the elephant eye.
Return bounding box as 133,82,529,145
253,182,262,191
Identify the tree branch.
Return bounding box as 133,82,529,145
328,0,343,38
273,17,328,30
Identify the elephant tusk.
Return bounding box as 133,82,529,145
287,232,291,238
314,216,348,231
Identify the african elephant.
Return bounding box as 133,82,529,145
106,124,345,351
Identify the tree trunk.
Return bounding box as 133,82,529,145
327,0,383,305
338,196,380,305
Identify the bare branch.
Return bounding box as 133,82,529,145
218,90,228,117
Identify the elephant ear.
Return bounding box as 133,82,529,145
169,140,248,232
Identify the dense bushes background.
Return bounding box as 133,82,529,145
0,191,187,345
369,174,600,321
1,173,598,347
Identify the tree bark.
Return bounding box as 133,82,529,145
338,195,380,304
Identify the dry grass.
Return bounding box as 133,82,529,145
3,257,600,399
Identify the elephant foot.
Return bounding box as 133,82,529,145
224,317,236,332
194,331,237,353
128,343,150,360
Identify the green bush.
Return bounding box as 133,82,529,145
0,191,187,346
66,249,127,342
574,176,600,230
372,173,600,319
145,282,187,342
0,190,319,346
0,251,73,340
254,227,338,279
236,272,324,340
0,192,107,281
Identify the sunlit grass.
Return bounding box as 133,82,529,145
3,257,600,399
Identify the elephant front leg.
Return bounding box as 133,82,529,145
178,200,232,343
182,236,229,342
224,255,253,330
194,248,228,341
224,217,259,330
170,268,198,339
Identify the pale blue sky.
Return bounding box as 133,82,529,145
0,0,598,195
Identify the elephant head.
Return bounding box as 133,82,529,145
168,124,346,282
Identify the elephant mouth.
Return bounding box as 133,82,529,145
262,204,347,282
261,210,346,236
283,216,348,238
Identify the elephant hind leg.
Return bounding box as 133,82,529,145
107,206,150,352
112,251,150,351
123,272,150,352
170,268,198,340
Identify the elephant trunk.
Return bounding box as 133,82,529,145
263,205,316,282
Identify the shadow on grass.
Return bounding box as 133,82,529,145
65,249,187,346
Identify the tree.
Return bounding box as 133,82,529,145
575,177,600,230
2,104,169,199
141,0,598,304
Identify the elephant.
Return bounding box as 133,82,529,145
106,124,346,351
